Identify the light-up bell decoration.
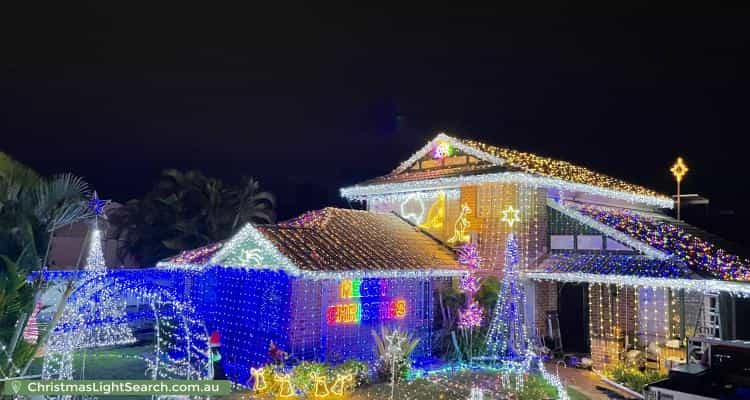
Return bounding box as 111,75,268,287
419,191,446,230
447,203,472,245
500,205,521,228
250,367,267,391
274,373,295,397
330,373,354,396
311,372,330,397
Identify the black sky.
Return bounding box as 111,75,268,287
2,4,749,243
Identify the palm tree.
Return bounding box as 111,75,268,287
230,177,276,229
0,153,93,378
110,170,276,265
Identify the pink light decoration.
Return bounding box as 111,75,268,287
169,242,223,264
23,302,41,343
278,209,327,228
457,243,484,329
456,243,481,270
458,300,484,329
460,273,480,293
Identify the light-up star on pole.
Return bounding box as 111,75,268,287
500,205,521,228
670,157,688,183
88,191,110,218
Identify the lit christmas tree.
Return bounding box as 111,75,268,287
483,233,529,362
43,193,135,379
76,194,135,348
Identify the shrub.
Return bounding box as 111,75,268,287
515,373,559,400
605,363,666,393
332,359,371,386
290,361,328,393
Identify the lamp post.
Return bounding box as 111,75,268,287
670,157,689,221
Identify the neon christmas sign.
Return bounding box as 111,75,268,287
326,300,406,325
327,279,407,325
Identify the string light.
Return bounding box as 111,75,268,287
571,203,750,281
341,170,673,209
547,200,668,259
634,288,639,348
599,283,605,338
365,133,670,207
664,289,670,340
482,234,529,362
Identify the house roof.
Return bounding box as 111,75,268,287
159,208,460,277
260,208,458,272
559,202,750,282
342,133,672,207
164,241,224,265
536,253,694,279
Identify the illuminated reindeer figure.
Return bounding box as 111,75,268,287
447,203,472,245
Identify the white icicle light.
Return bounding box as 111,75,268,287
341,171,673,208
524,271,750,297
365,189,460,205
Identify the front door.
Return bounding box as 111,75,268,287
558,283,590,354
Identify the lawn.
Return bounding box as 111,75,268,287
27,344,152,379
27,346,590,399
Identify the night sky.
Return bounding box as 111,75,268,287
2,5,749,244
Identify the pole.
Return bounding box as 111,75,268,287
677,180,681,221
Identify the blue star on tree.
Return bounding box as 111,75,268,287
88,191,110,217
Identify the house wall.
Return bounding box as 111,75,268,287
534,281,712,371
289,279,323,360
533,280,558,336
368,183,548,276
287,277,442,364
193,267,293,385
316,277,436,363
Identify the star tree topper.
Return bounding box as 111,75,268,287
88,191,111,218
383,329,406,360
500,205,521,228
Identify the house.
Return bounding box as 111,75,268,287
48,202,134,269
340,132,750,380
157,207,460,384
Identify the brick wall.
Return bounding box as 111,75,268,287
591,337,624,370
534,281,558,335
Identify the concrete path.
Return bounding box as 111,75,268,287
546,362,639,400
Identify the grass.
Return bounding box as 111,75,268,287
26,344,153,400
566,386,590,400
27,344,151,379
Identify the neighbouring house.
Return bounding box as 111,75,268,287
157,207,460,384
48,202,134,269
